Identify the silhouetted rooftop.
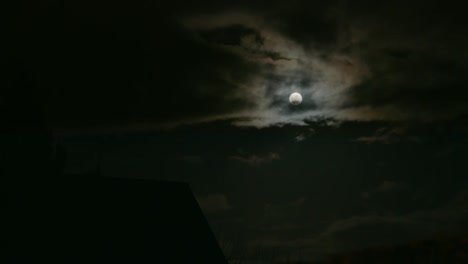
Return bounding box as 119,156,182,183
7,176,228,263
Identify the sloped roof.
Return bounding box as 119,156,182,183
7,177,228,264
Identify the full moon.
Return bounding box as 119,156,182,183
289,92,303,105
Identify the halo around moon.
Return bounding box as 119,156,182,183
289,92,303,105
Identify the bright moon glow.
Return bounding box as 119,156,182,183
289,92,303,105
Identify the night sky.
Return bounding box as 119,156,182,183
4,0,468,261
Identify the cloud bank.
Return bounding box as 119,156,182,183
5,0,467,130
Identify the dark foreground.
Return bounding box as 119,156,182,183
6,176,228,263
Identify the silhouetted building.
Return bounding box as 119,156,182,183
4,60,226,263
7,177,228,263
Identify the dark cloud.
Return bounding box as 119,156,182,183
356,126,422,144
262,2,339,50
338,1,468,121
59,13,261,128
199,24,264,47
181,0,466,126
196,194,232,213
320,215,430,251
6,0,467,130
229,152,280,166
263,198,305,221
245,183,468,259
6,1,266,130
317,184,468,253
